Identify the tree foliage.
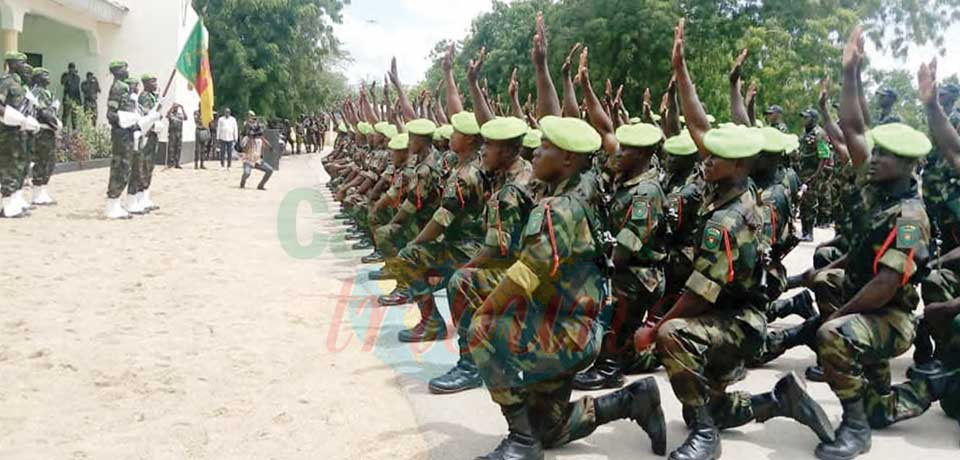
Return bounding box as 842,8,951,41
192,0,351,119
419,0,960,130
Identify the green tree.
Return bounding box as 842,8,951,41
192,0,350,119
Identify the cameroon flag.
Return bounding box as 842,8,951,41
176,19,215,126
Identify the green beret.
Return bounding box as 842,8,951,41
651,114,662,122
480,117,528,141
629,117,642,124
388,133,409,150
31,67,50,77
616,123,663,148
757,127,788,154
539,116,601,154
703,126,763,159
337,122,347,132
124,77,139,85
436,124,454,140
450,111,481,136
868,123,932,158
523,129,542,149
4,51,26,61
141,73,156,82
374,121,395,137
663,131,698,156
679,115,686,125
718,122,738,129
247,110,256,117
783,134,800,153
406,118,437,136
356,122,373,135
109,60,128,70
706,114,717,124
754,119,766,128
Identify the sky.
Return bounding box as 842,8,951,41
333,0,960,87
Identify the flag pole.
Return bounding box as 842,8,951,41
161,67,177,169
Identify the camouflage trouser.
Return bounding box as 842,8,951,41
375,222,420,291
814,239,848,270
168,130,182,166
107,128,134,199
0,128,22,197
940,316,960,419
395,240,482,299
817,308,930,427
811,268,846,316
606,272,663,373
140,133,158,191
31,130,56,186
915,267,960,365
15,130,30,190
449,266,509,363
127,142,142,196
469,295,604,448
800,178,831,231
655,308,765,414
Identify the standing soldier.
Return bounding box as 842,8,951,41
763,105,788,132
194,110,209,170
136,74,161,212
60,62,82,130
317,113,328,151
876,88,902,125
798,109,830,241
81,71,100,125
104,61,136,219
29,67,59,206
166,104,186,168
0,52,34,218
295,116,306,155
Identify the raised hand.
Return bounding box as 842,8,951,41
442,42,456,74
746,80,758,102
508,68,519,98
388,57,401,88
532,11,548,66
730,48,749,84
575,46,589,85
561,43,582,77
467,47,487,84
918,58,938,106
818,77,831,109
842,25,863,70
672,18,686,71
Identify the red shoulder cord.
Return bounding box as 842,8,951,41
873,227,898,276
769,204,778,246
676,198,683,230
416,185,423,210
545,204,560,277
722,228,735,283
618,205,633,231
646,202,653,237
496,206,507,256
455,181,465,209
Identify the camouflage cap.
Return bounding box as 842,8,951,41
450,111,481,136
31,67,50,77
480,116,527,141
388,132,409,150
663,131,698,156
4,51,26,62
868,123,931,158
141,73,157,82
523,129,542,149
763,105,784,115
406,118,437,136
435,124,454,140
877,87,899,98
615,123,663,148
539,115,601,154
703,125,762,159
109,60,128,70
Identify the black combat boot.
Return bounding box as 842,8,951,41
368,268,394,281
352,238,373,250
908,317,941,379
801,221,814,242
573,354,625,390
806,365,826,382
476,404,543,460
751,372,834,443
594,377,666,455
334,212,351,220
786,274,806,290
916,367,960,401
398,297,447,343
766,290,816,322
815,399,871,460
378,287,411,306
429,354,482,394
671,406,721,460
361,250,385,263
754,315,821,366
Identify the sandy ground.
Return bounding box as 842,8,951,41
1,152,957,459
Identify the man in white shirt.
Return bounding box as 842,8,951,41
216,107,238,169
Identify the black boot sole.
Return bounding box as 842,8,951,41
779,372,835,443
398,326,448,343
572,375,626,391
428,377,482,395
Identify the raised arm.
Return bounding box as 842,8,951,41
745,80,758,126
729,48,751,126
662,77,681,138
441,44,465,116
508,68,524,118
465,48,496,125
561,43,582,118
532,12,561,118
857,52,871,127
920,59,960,174
576,47,617,154
817,77,849,164
839,26,871,168
359,83,380,124
367,81,381,123
671,19,710,154
387,57,417,120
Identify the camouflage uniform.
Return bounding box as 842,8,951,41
605,167,667,373
798,126,831,235
0,72,25,199
167,112,184,167
448,158,534,366
31,85,57,186
655,184,767,426
661,164,706,306
106,77,136,199
136,90,159,193
469,172,612,447
816,180,934,427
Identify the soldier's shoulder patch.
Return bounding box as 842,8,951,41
631,196,650,221
525,205,547,236
701,220,725,251
896,218,922,250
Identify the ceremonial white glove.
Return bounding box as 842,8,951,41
21,116,40,133
51,100,61,112
117,110,139,129
2,106,27,127
24,91,39,106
